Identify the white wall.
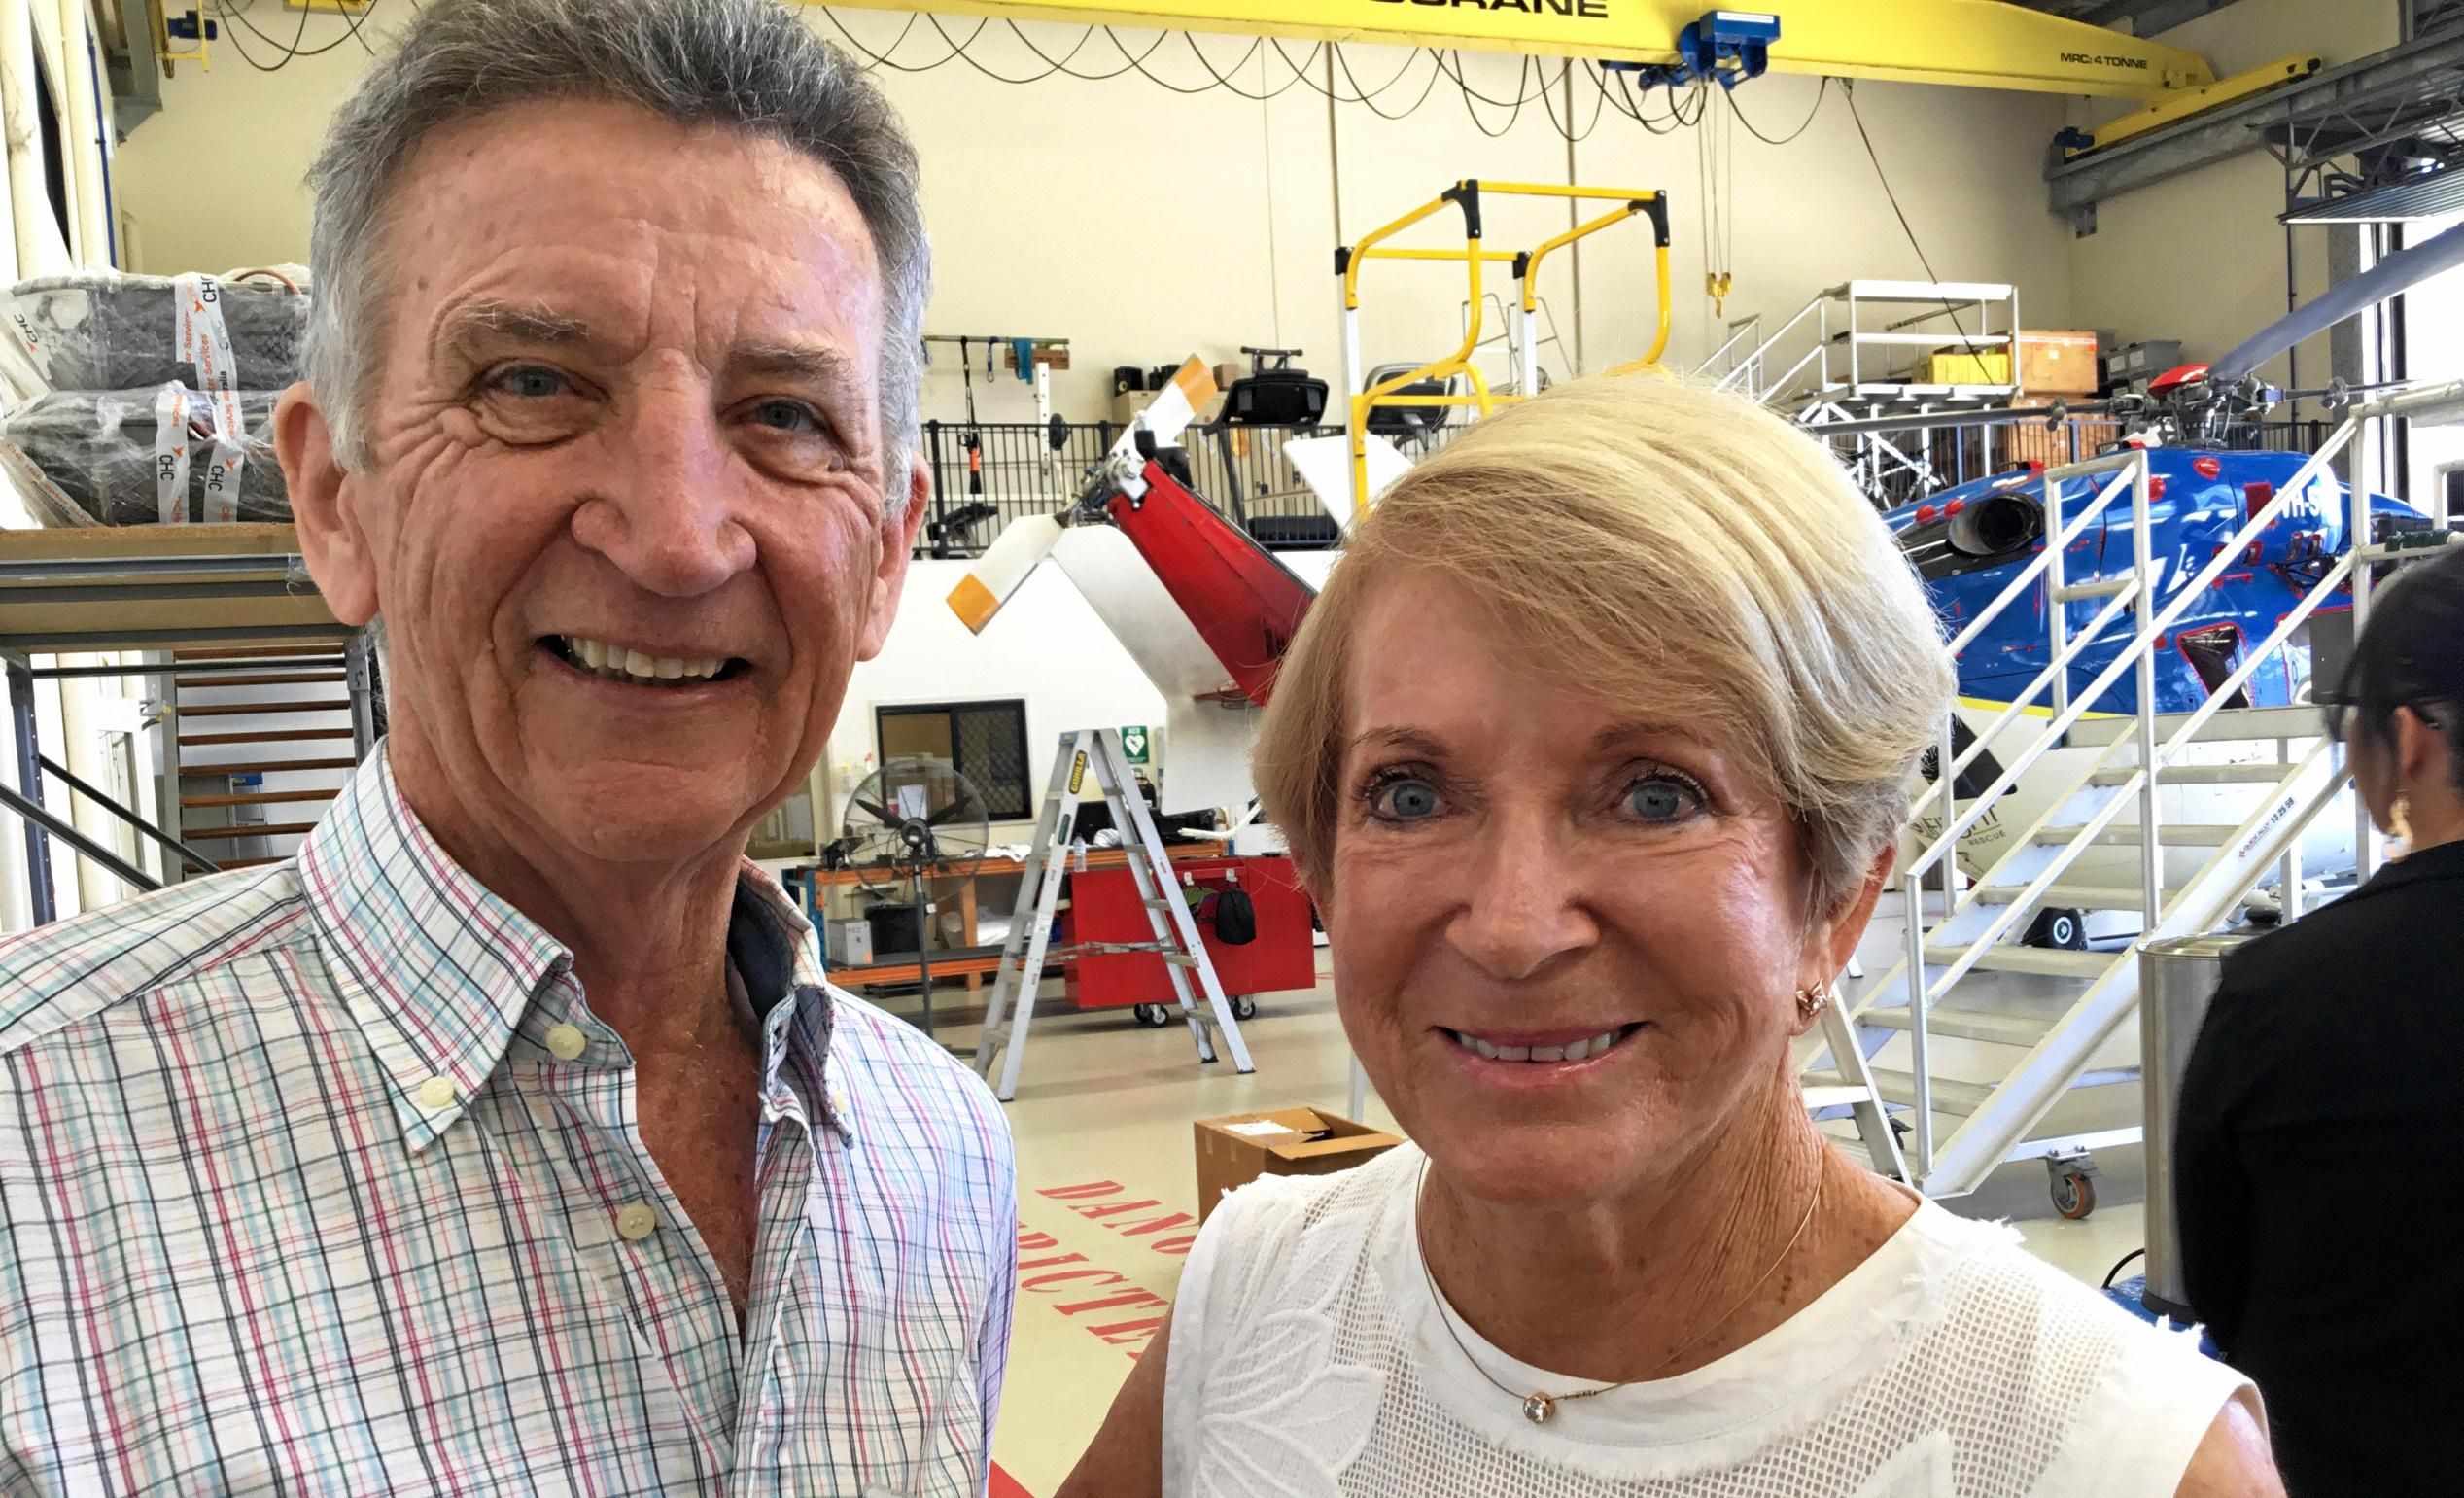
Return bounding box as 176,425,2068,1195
113,8,2081,420
2066,0,2405,390
832,558,1170,843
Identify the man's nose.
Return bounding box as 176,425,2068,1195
568,385,758,597
1446,809,1599,983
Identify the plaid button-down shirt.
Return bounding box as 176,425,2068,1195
0,751,1017,1496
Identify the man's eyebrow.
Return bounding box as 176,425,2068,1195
725,342,863,395
434,300,594,365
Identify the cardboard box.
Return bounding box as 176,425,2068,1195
2018,330,2100,396
1111,389,1156,428
824,917,875,968
1195,1107,1404,1221
1920,350,2010,386
1213,361,1245,393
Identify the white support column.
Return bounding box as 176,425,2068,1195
56,0,105,267
0,0,52,278
2133,457,2162,927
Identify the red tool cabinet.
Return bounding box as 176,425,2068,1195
1059,854,1316,1008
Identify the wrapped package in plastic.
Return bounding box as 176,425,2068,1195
4,270,309,392
0,386,289,527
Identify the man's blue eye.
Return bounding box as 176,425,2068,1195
494,366,571,400
1626,779,1697,822
1373,780,1441,819
751,401,821,434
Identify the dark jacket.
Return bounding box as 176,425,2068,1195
2174,839,2464,1498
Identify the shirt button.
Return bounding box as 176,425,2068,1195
615,1202,658,1241
544,1024,587,1062
416,1076,456,1110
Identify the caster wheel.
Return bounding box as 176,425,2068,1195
1231,995,1259,1022
1131,1003,1172,1028
2051,1169,2097,1220
2026,908,2088,951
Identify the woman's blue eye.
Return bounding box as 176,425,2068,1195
494,366,571,400
1625,778,1698,822
1372,779,1441,820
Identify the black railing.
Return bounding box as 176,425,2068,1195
918,419,1413,557
1819,414,2348,511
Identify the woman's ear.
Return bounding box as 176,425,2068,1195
2392,706,2446,789
1801,844,1894,992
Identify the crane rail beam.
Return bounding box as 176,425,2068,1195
809,0,2214,98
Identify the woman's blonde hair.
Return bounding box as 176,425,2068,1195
1253,373,1956,915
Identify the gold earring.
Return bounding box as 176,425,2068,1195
2389,791,2413,861
1794,983,1832,1023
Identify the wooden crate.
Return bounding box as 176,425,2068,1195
2000,401,2124,470
2018,331,2100,396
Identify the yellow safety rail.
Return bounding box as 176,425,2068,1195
1338,178,1671,508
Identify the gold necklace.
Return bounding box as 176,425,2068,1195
1413,1152,1825,1426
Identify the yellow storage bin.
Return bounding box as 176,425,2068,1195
1919,350,2012,386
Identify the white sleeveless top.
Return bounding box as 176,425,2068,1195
1162,1145,2248,1498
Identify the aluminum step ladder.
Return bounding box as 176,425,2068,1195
973,727,1256,1101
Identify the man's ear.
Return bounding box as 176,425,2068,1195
857,451,931,660
275,382,379,626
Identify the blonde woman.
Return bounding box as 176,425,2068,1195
1060,377,2278,1496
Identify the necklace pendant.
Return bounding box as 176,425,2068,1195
1521,1394,1554,1426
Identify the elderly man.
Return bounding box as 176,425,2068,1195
0,0,1015,1492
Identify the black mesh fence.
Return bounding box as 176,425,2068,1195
917,419,1454,557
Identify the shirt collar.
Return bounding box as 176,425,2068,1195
725,862,850,1143
298,746,846,1149
297,748,569,1150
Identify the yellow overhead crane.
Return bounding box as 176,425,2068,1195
812,0,2219,99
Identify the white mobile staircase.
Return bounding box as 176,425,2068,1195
1800,383,2464,1205
1702,281,2023,409
1701,282,2026,506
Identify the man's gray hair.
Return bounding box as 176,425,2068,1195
302,0,931,511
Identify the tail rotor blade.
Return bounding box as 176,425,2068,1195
1111,356,1218,455
946,514,1063,634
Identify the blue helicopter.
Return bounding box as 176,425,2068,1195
1872,219,2464,719
1883,442,2427,718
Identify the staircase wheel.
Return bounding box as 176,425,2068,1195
2027,907,2089,951
1231,995,1259,1022
2051,1169,2097,1220
1131,1003,1173,1028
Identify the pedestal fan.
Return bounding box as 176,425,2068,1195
837,756,992,1043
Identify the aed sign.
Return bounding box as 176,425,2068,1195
1120,726,1152,765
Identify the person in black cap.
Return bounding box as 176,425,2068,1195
2175,541,2464,1498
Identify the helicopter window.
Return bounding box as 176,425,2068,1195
1898,493,2045,581
877,699,1032,820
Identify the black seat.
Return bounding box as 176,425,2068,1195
1362,361,1455,443
1223,346,1329,430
